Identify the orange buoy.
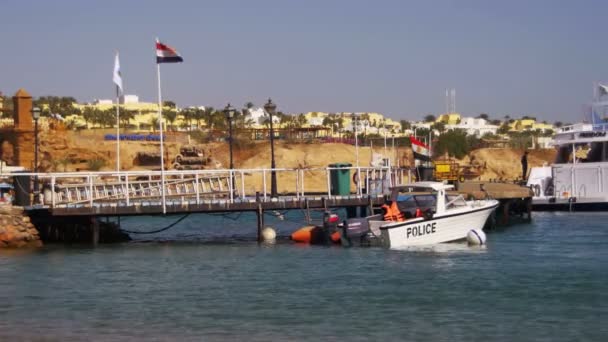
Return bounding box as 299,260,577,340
291,225,341,244
291,225,318,243
330,231,341,243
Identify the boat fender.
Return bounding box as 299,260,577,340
352,171,359,184
467,229,486,245
532,184,541,197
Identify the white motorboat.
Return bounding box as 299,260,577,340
527,90,608,210
342,182,499,248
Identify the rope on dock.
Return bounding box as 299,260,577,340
120,213,191,234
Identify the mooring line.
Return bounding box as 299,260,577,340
120,213,191,234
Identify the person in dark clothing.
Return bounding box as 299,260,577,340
521,151,529,180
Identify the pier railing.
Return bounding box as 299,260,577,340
3,166,411,210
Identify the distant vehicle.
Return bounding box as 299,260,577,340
433,159,480,184
172,145,209,170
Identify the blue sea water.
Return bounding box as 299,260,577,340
0,211,607,341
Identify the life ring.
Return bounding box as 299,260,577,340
352,171,359,184
458,175,465,183
423,209,434,220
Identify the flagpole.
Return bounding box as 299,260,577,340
383,120,387,158
354,114,359,168
116,86,120,172
156,62,166,214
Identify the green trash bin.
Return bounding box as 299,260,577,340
329,163,352,195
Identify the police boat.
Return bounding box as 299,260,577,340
340,182,499,248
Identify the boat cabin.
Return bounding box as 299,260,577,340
389,182,468,218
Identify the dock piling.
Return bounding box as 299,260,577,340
91,217,99,246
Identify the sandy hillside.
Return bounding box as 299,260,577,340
214,141,408,193
466,148,555,181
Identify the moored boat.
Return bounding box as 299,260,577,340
342,182,499,248
527,88,608,211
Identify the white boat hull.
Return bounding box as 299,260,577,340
379,202,498,248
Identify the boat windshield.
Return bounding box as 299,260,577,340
446,194,467,209
395,193,436,218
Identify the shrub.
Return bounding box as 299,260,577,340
433,129,480,159
87,158,106,171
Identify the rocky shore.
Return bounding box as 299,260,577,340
0,205,42,248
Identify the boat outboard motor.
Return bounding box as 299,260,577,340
341,217,371,247
321,211,340,245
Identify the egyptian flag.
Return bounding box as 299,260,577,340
156,39,183,63
410,136,431,161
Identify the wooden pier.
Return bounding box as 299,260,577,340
4,166,403,244
456,181,533,226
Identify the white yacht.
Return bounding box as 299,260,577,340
528,94,608,210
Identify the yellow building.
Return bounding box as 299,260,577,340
303,111,329,127
436,113,461,125
508,119,554,132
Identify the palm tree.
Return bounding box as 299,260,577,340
202,107,215,129
82,106,95,128
163,100,177,109
400,119,411,131
296,113,307,128
181,107,195,131
431,122,446,134
191,108,204,129
102,108,116,128
424,114,436,123
121,109,137,128
150,117,159,132
163,110,177,131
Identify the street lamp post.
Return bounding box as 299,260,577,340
264,98,278,197
223,103,236,170
31,107,41,196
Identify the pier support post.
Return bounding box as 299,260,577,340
257,203,264,243
525,197,532,221
91,217,99,246
501,200,511,225
256,192,264,242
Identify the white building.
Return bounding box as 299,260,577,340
245,107,279,128
119,94,139,104
92,99,113,105
446,117,498,137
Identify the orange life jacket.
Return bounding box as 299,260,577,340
382,202,405,222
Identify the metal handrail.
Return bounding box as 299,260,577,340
2,166,407,208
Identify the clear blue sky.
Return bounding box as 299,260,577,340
2,0,607,122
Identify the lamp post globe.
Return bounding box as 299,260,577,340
31,107,41,196
264,98,278,197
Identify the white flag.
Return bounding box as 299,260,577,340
113,52,123,95
599,84,608,97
